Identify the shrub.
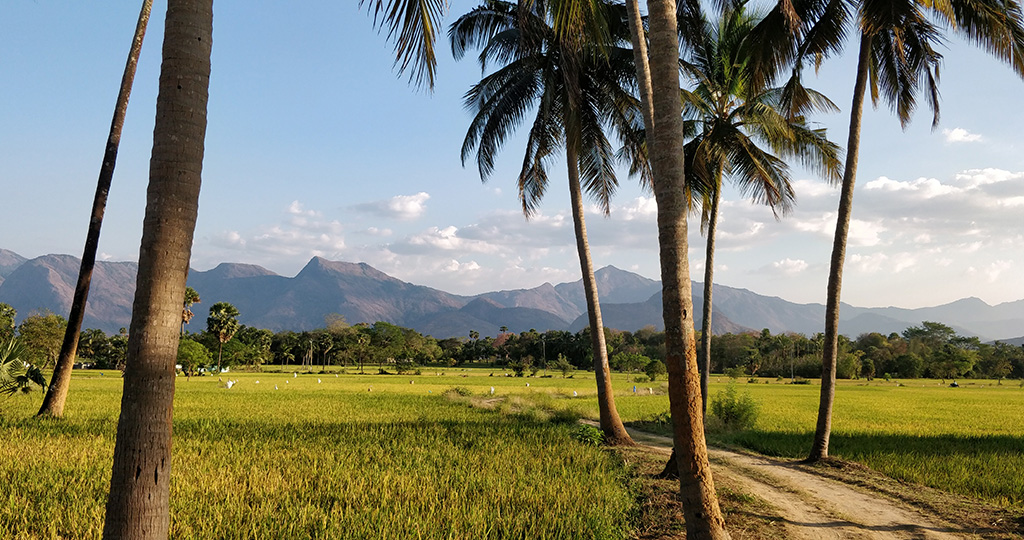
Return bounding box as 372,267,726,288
723,366,746,380
710,384,758,430
573,425,604,446
645,360,667,381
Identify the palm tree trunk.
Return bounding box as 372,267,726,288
646,0,729,537
566,146,633,445
625,0,654,131
699,186,721,416
37,0,154,418
102,1,212,537
808,33,870,463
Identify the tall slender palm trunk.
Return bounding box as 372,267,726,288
699,186,720,415
625,0,654,131
809,33,870,462
566,146,632,445
38,0,153,418
103,1,212,537
646,0,729,537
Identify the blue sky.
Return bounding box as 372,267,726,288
2,1,1023,310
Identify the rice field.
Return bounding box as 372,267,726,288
2,367,1022,539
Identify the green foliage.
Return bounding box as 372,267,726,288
17,311,67,369
610,352,651,373
207,302,240,345
573,425,605,446
552,354,575,378
177,339,212,376
0,338,46,397
836,353,862,379
723,366,746,380
710,384,759,430
644,360,667,381
507,356,533,377
0,303,15,342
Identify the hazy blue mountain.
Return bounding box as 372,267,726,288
1,249,1021,341
0,254,137,332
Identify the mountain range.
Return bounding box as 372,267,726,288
1,248,1022,342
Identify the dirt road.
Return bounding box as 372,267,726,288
624,427,978,540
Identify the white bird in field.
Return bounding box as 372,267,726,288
255,380,260,384
293,372,297,378
335,374,339,378
490,387,495,395
275,385,279,390
226,380,235,389
318,378,322,384
285,380,289,384
573,391,578,397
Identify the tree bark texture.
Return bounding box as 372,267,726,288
646,0,730,537
809,33,870,462
625,0,654,133
699,187,720,416
103,0,212,538
566,146,633,445
38,0,154,418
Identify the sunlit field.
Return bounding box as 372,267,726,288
2,368,1023,539
0,368,638,540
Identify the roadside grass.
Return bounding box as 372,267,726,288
620,376,1024,510
0,371,637,539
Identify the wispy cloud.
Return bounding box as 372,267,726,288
353,192,431,220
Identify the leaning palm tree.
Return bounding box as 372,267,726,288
451,0,641,444
37,0,154,419
681,5,842,415
103,2,451,537
618,0,733,535
750,0,1024,462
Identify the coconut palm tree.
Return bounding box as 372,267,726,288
681,4,842,415
181,286,201,336
451,0,642,444
749,0,1024,462
103,1,451,537
37,0,154,419
631,0,732,535
1,338,47,398
102,1,212,536
207,302,240,374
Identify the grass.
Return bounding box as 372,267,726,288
0,370,638,539
3,367,1023,538
621,376,1024,510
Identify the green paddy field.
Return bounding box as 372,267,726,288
1,368,1021,538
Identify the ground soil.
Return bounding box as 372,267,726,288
611,425,1024,540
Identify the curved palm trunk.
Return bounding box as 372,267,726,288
566,147,632,445
808,33,870,462
625,0,654,131
103,1,212,537
699,186,721,416
38,0,154,418
647,0,729,537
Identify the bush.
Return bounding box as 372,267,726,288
710,384,758,430
723,366,746,380
645,360,667,381
573,425,604,446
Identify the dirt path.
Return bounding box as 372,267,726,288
621,427,973,540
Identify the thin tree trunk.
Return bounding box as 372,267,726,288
699,186,720,416
625,0,654,132
647,0,729,537
566,146,633,446
38,0,154,418
102,0,212,537
808,33,870,463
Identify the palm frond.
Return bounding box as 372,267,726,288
362,0,449,89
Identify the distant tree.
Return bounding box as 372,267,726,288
236,326,273,367
553,353,575,378
645,359,667,381
892,353,924,379
176,338,211,378
18,311,68,369
181,287,201,336
0,304,15,342
207,302,240,374
611,351,652,373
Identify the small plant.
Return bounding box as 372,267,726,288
791,377,811,385
573,425,604,446
710,384,758,431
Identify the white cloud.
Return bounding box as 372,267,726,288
287,200,319,217
864,176,960,198
792,179,836,198
764,258,808,276
942,127,982,143
353,192,431,220
849,252,916,274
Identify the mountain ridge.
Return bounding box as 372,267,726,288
1,249,1021,340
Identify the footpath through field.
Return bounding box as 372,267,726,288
622,426,972,540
